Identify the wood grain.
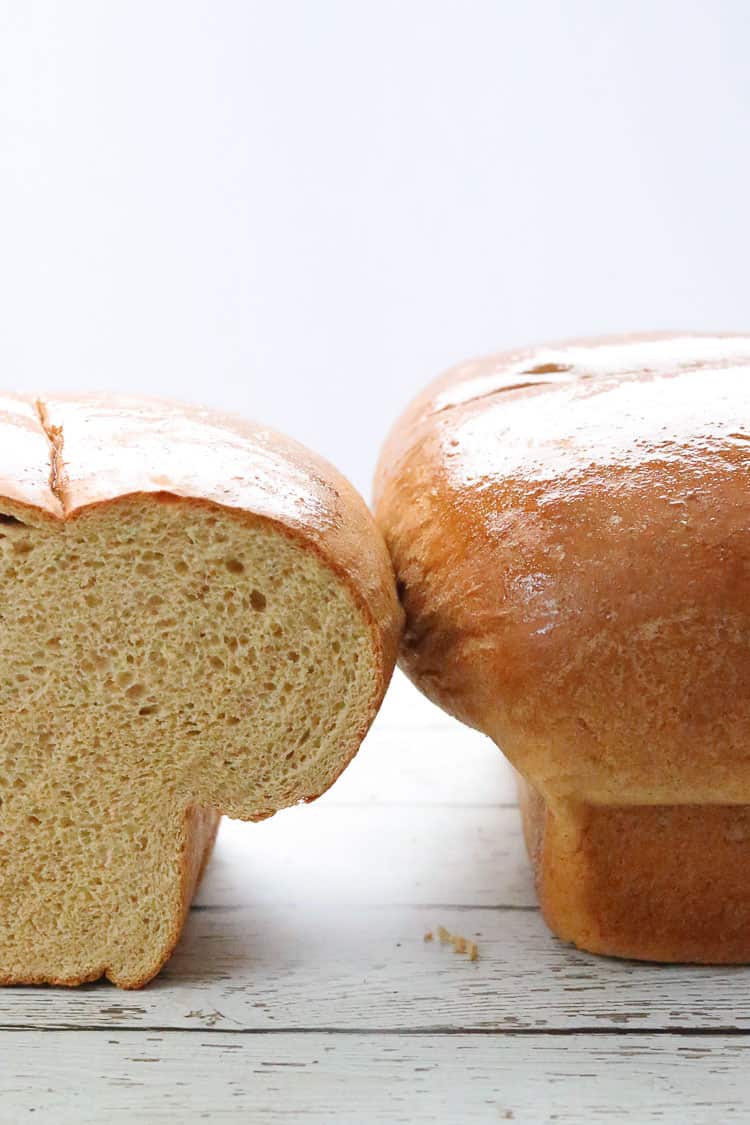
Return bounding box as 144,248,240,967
2,1031,749,1124
4,903,750,1034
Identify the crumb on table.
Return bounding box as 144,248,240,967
429,925,479,961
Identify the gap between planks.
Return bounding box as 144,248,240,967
4,1024,750,1038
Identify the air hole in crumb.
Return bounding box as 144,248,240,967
0,514,23,526
250,590,267,611
225,557,244,574
126,683,146,700
138,704,158,716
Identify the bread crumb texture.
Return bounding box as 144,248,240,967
0,405,388,988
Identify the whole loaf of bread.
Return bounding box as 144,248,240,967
375,333,750,963
0,393,401,987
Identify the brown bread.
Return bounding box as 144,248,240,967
375,333,750,962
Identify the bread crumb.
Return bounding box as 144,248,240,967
431,924,478,961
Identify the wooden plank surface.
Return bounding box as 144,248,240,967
5,900,750,1034
193,805,532,908
2,671,750,1122
173,902,750,1034
2,1030,749,1124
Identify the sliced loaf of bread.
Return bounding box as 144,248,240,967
0,393,401,987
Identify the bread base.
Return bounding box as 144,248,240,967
518,775,750,963
0,806,220,989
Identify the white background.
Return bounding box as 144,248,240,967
1,0,748,495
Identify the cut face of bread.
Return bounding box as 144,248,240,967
0,395,400,987
375,333,750,963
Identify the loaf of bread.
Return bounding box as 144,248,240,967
0,393,401,987
375,333,750,963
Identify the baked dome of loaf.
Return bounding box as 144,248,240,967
0,393,401,988
374,333,750,962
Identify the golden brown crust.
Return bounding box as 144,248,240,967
376,332,750,962
519,776,750,963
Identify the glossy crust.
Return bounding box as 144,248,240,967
375,332,750,962
0,394,402,987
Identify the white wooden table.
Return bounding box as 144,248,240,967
2,672,749,1122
